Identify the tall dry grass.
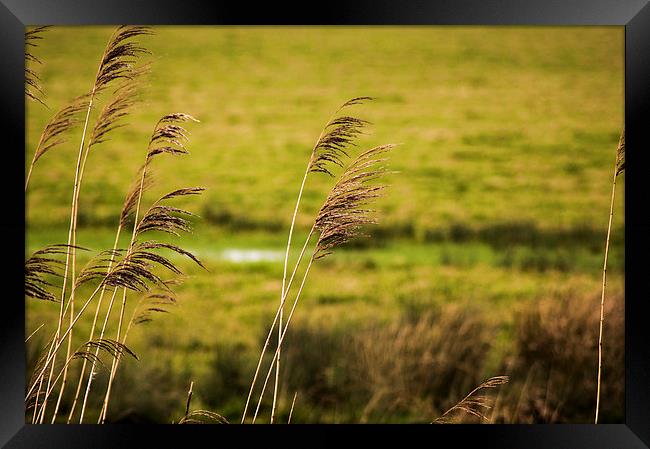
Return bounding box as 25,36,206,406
25,26,205,424
241,98,396,423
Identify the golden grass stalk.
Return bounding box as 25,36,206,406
251,144,394,423
595,130,625,424
241,227,315,423
242,98,372,423
272,97,372,422
51,78,144,424
34,25,150,423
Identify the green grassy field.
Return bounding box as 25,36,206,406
25,26,624,423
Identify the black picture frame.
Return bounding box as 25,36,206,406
4,1,650,447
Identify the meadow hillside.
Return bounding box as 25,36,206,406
25,26,624,423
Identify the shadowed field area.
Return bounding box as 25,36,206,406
26,26,624,423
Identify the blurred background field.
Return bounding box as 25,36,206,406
25,26,624,423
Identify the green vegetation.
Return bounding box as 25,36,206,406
26,26,624,423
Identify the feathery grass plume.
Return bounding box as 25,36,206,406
135,186,205,237
93,26,152,96
131,292,177,326
176,381,228,424
433,376,510,423
78,338,139,362
268,97,371,423
615,131,625,176
249,143,394,423
39,26,152,424
25,95,90,191
69,338,138,376
87,81,141,150
147,113,198,158
314,144,393,259
595,129,625,424
308,97,372,176
25,244,79,302
74,240,203,294
25,26,49,105
178,410,230,424
104,241,204,292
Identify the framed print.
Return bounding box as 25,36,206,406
3,0,650,447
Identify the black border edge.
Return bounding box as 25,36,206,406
625,1,650,447
0,0,26,447
0,0,648,25
4,0,650,447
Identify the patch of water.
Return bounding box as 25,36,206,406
221,248,283,263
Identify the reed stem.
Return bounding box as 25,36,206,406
241,226,314,423
595,162,618,424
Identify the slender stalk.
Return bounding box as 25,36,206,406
185,381,194,418
241,227,314,423
37,98,92,421
68,226,122,423
31,354,47,422
287,392,297,424
98,288,146,423
98,288,128,423
36,23,122,418
273,164,310,423
24,164,35,192
25,324,45,343
50,123,97,423
252,255,315,423
78,287,119,422
595,163,618,424
270,109,338,423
